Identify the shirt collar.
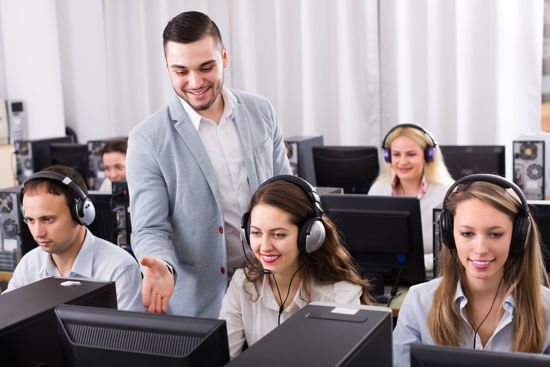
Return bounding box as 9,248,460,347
42,228,92,278
178,88,234,130
454,280,516,311
67,229,94,278
390,174,428,198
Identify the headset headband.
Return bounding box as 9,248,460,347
443,174,530,215
259,175,324,218
381,123,437,149
22,171,88,202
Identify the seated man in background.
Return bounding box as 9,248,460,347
99,138,128,193
3,165,143,311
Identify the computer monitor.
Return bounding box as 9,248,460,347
50,143,90,188
320,194,425,291
87,191,117,245
312,146,379,194
228,302,392,367
55,304,230,367
410,343,550,367
0,277,116,366
526,200,550,274
439,145,506,179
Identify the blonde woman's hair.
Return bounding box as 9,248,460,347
375,124,454,186
428,181,549,352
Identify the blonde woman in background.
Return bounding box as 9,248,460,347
369,123,454,271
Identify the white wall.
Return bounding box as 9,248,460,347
57,0,111,141
0,0,65,139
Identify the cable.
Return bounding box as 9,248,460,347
273,264,304,326
386,262,404,307
470,276,504,349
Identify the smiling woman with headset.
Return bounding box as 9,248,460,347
392,174,550,367
369,123,454,271
219,175,371,359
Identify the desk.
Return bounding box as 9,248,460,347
376,286,408,319
0,271,13,292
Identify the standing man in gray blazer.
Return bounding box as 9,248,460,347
126,11,291,318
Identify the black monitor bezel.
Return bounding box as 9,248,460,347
312,146,380,194
320,194,426,286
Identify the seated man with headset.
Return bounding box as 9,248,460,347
3,165,143,311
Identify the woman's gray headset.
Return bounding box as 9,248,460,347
21,171,96,226
240,175,326,254
439,173,531,254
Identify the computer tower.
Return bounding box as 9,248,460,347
14,136,72,184
0,277,117,366
6,100,27,144
0,99,10,145
432,207,444,277
228,302,392,367
284,135,323,185
513,139,545,200
0,186,35,271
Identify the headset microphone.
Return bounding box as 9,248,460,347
240,234,271,275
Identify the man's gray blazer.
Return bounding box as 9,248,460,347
126,89,292,317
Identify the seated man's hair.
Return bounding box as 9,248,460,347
22,165,87,211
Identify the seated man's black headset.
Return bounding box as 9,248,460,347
20,171,96,226
381,123,438,163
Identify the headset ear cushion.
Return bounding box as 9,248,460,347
384,149,391,163
511,214,531,254
240,211,251,247
73,198,96,226
439,209,455,250
298,218,326,253
425,147,436,163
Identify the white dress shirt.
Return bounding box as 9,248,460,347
393,277,550,367
180,89,250,276
219,268,363,359
368,175,451,270
4,228,143,311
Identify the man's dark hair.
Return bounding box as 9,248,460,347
163,11,223,52
101,138,128,158
22,165,88,214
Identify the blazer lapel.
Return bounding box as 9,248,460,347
227,90,259,190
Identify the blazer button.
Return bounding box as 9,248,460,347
219,226,223,234
221,266,225,274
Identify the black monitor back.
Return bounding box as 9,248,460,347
321,194,426,286
55,304,229,367
410,343,550,367
50,143,90,189
87,191,117,245
313,146,379,194
228,302,392,367
439,145,505,179
0,277,116,366
527,200,550,275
